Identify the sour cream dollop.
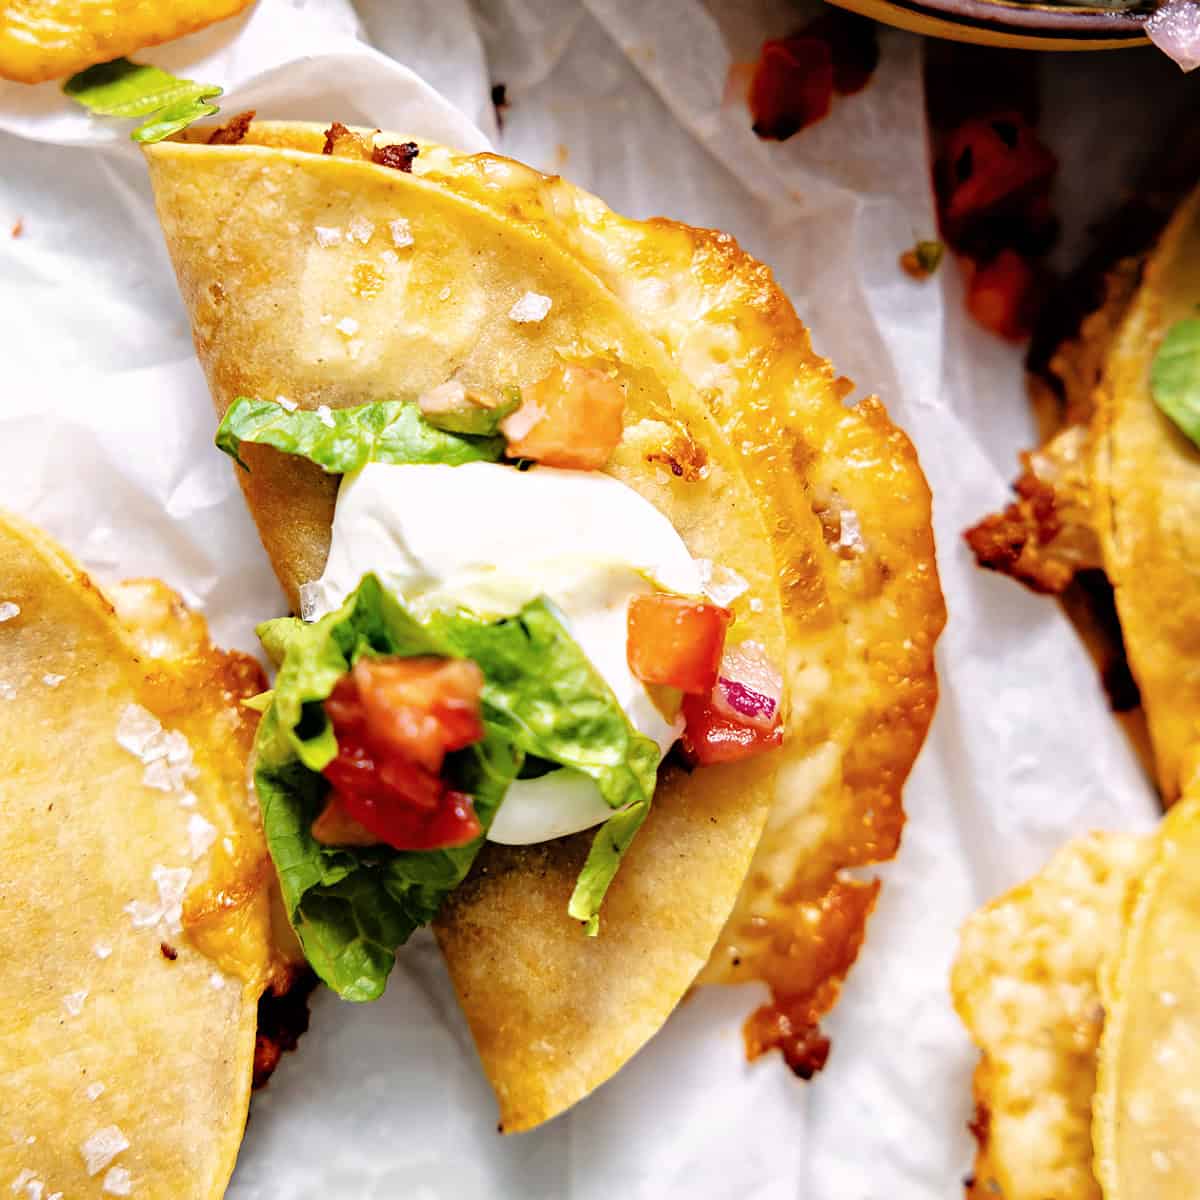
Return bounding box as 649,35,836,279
305,461,705,844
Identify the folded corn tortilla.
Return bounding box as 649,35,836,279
0,512,285,1196
145,120,943,1127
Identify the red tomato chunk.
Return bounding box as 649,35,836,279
681,692,784,766
626,594,731,694
320,657,486,851
501,361,625,470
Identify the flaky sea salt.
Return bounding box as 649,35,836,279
11,1169,36,1194
187,813,218,861
81,1126,129,1176
116,705,161,757
210,972,226,990
102,1167,132,1196
0,682,15,701
508,291,552,323
697,560,749,607
316,405,335,428
41,673,65,688
335,316,359,337
438,286,451,301
124,866,191,934
62,990,88,1017
388,217,413,248
314,225,342,248
0,601,20,622
93,940,112,960
836,506,865,555
86,1082,105,1101
347,216,374,245
275,395,298,412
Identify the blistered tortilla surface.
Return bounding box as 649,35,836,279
0,513,274,1196
952,831,1151,1200
0,0,253,84
146,128,793,1130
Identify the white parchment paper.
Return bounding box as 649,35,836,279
0,3,1191,1194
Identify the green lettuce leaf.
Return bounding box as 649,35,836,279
567,799,651,935
258,575,661,997
216,396,505,474
63,58,222,144
1151,317,1200,449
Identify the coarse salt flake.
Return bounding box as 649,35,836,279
0,682,15,701
0,602,20,622
86,1082,106,1101
275,395,298,412
335,316,359,337
388,218,413,248
10,1170,36,1194
93,940,112,959
41,673,65,687
187,813,218,861
81,1125,129,1176
62,990,88,1017
508,291,552,323
697,559,749,607
210,972,226,990
347,216,374,244
316,405,335,428
102,1167,132,1197
116,705,162,757
314,225,342,248
438,286,452,301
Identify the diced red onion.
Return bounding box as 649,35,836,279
1147,0,1200,71
712,641,783,731
717,677,777,723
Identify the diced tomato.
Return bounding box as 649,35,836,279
627,594,731,694
966,249,1038,341
501,362,625,470
349,657,484,773
748,37,833,141
319,656,485,852
681,691,784,766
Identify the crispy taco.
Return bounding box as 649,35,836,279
143,117,944,1131
953,784,1200,1200
0,0,253,84
967,182,1200,802
0,512,296,1197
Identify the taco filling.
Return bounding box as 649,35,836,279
217,388,783,998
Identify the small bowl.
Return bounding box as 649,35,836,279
829,0,1148,49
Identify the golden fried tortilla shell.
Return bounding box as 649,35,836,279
144,133,787,1130
0,0,254,84
167,119,945,1070
952,831,1151,1200
1094,186,1200,801
0,513,275,1195
377,135,944,1054
1095,787,1200,1197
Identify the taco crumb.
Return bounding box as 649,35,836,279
372,141,419,173
322,121,374,160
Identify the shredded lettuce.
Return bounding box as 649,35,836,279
216,396,506,473
63,58,222,144
1151,318,1200,449
256,575,661,998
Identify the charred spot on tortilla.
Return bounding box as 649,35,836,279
208,110,256,146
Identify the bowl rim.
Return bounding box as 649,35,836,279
892,0,1148,33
